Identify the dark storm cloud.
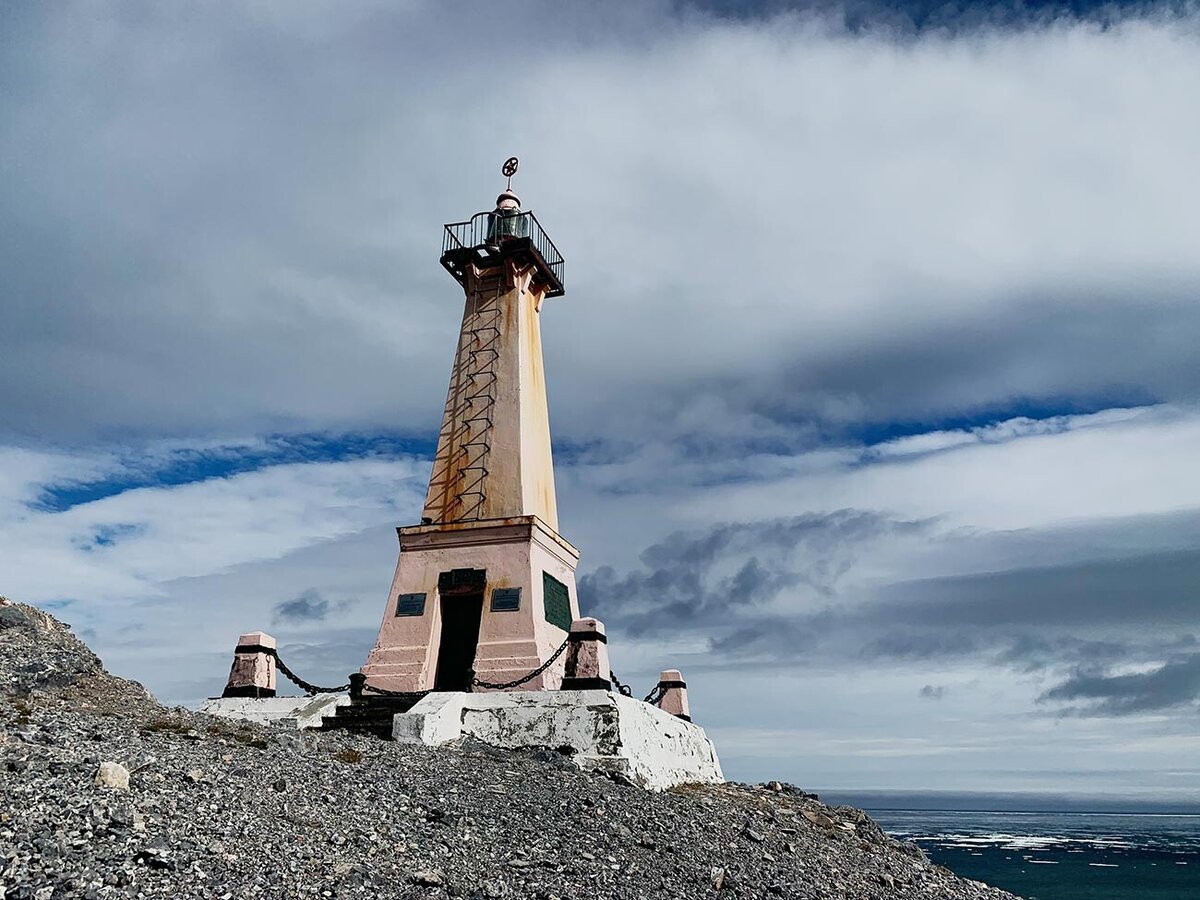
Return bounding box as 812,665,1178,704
1039,653,1200,716
578,510,927,634
859,631,980,661
875,548,1200,629
671,289,1199,445
273,590,355,624
689,0,1188,33
708,611,835,655
992,635,1130,674
584,505,1200,711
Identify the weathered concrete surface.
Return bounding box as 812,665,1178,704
392,689,724,791
422,256,559,528
199,693,349,729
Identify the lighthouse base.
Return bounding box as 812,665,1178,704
361,516,580,693
391,689,724,791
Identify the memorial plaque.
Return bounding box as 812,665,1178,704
394,592,427,617
491,587,521,612
542,572,572,631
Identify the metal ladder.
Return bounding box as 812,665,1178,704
449,275,504,521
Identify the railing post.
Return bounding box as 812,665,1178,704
221,631,277,698
561,617,611,690
656,669,692,721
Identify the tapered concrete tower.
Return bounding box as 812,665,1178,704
361,160,579,692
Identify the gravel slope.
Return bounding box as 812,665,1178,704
1,597,1020,900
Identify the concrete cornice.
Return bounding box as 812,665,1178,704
397,515,580,563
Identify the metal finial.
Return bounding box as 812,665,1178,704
502,156,519,191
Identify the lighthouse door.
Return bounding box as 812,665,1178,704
434,569,486,691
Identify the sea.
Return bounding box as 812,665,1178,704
822,793,1200,900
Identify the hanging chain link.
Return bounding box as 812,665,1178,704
470,636,570,691
275,634,591,700
608,669,634,697
609,670,667,705
643,684,666,706
273,655,350,696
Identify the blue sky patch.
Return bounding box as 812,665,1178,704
34,432,437,514
848,394,1153,448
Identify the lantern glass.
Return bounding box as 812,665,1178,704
486,209,530,243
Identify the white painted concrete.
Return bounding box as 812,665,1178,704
392,689,724,791
391,692,466,745
199,693,349,729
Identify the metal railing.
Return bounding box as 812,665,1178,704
441,210,565,293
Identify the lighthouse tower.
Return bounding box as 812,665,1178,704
206,160,722,789
360,160,579,693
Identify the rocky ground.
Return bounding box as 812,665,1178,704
1,597,1020,900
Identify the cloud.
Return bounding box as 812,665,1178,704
919,684,946,700
3,5,1200,451
273,589,345,624
874,548,1200,630
690,0,1185,33
1040,654,1200,716
579,509,927,635
860,631,980,662
0,444,427,604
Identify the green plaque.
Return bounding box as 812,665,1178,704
491,587,521,612
395,593,426,617
542,572,572,631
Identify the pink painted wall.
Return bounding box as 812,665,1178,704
361,517,580,692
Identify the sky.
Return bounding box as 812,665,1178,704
2,0,1199,802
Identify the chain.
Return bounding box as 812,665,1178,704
609,670,665,705
471,636,570,691
273,655,351,696
608,670,634,697
275,635,594,700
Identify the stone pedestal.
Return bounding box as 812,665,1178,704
221,631,277,698
392,689,724,791
657,669,692,721
561,617,610,690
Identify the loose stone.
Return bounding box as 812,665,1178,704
94,761,129,790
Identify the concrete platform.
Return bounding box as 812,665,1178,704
199,693,349,729
393,689,724,791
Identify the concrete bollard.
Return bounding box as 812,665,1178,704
656,669,691,721
221,631,277,698
560,617,611,690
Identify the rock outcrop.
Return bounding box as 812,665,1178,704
0,597,1020,899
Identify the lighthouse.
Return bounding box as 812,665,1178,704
360,159,580,693
206,161,723,788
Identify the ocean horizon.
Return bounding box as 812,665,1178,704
823,791,1200,900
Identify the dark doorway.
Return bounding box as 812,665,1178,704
434,592,484,692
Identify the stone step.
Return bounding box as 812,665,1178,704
319,695,424,739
